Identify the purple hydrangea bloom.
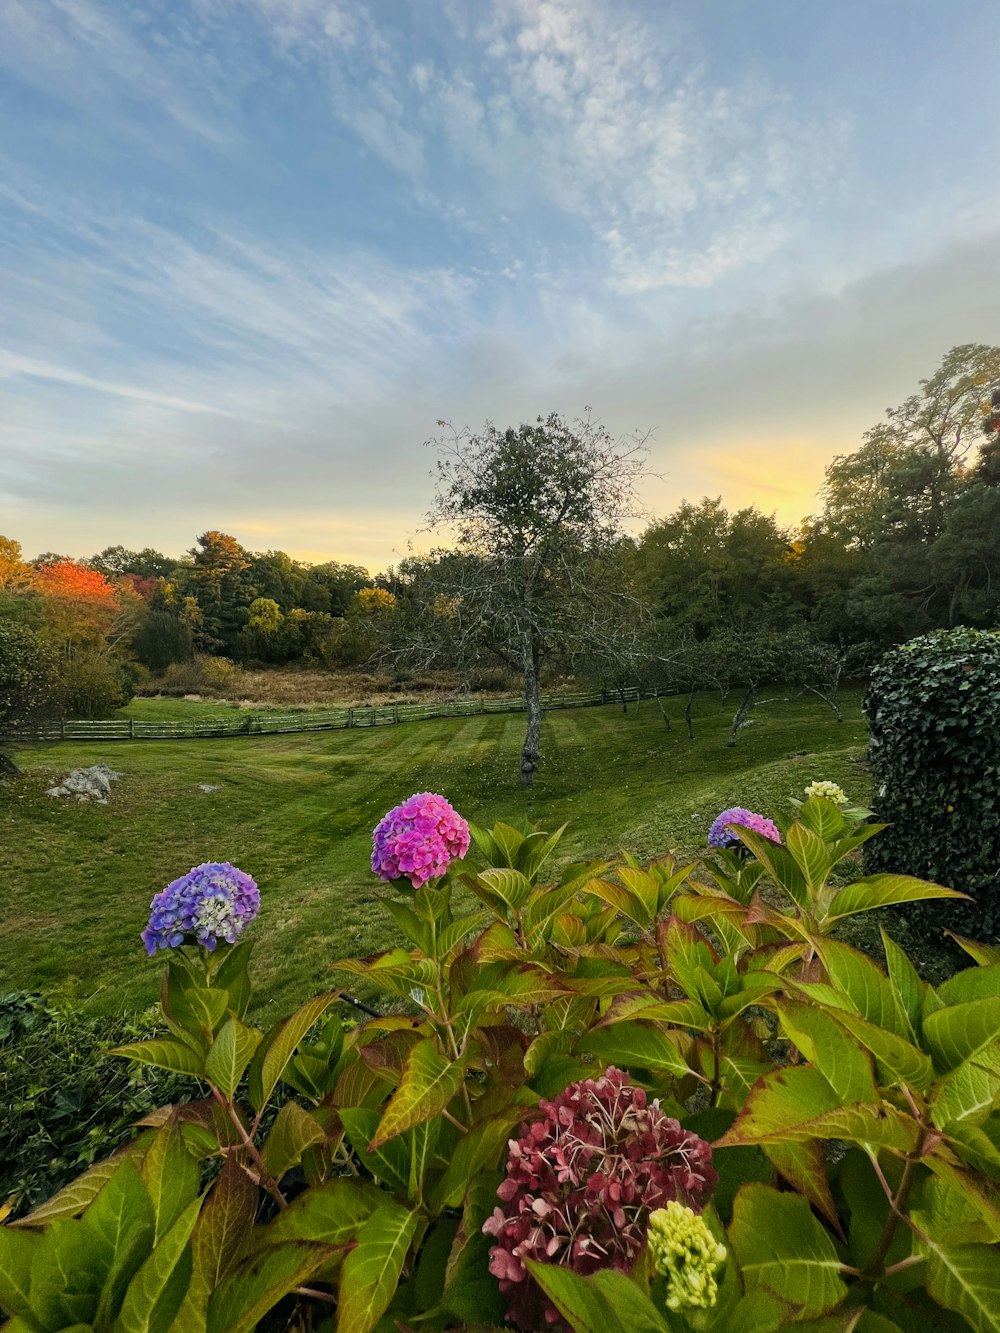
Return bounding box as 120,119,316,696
483,1067,717,1332
707,806,781,849
371,792,470,889
141,862,259,956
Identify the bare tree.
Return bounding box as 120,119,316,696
422,411,649,785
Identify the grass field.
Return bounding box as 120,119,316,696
2,689,869,1022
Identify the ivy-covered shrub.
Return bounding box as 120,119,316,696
864,626,1000,939
2,791,999,1333
0,997,194,1217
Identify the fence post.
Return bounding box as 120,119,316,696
245,715,253,735
348,708,353,728
130,718,135,738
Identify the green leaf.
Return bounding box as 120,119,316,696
786,822,835,895
797,796,848,841
815,939,909,1036
176,1155,259,1329
732,828,809,907
261,1101,326,1179
763,1140,840,1231
430,1109,524,1211
0,1226,40,1321
113,1195,200,1333
13,1144,152,1228
945,933,1000,967
109,1037,205,1078
938,965,1000,1007
204,1017,262,1099
476,867,533,911
923,1000,1000,1073
441,1178,508,1326
578,1021,693,1077
207,1241,334,1333
729,1183,848,1319
914,1221,1000,1333
369,1039,465,1148
880,930,926,1042
933,1052,1000,1131
265,1177,384,1246
335,1202,419,1333
774,999,878,1104
85,1160,156,1327
523,1260,630,1333
339,1108,411,1194
248,991,339,1112
141,1121,200,1243
827,874,967,923
29,1220,103,1330
714,1065,841,1146
830,1010,936,1090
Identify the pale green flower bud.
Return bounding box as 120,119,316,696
804,779,848,805
647,1201,727,1313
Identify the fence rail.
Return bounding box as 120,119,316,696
4,687,640,743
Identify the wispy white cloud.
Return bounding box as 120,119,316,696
225,0,841,293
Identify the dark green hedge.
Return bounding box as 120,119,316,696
864,627,1000,939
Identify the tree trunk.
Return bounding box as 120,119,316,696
617,685,627,714
520,636,542,787
727,685,757,747
654,690,671,731
684,687,695,740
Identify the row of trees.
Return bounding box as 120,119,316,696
2,343,998,780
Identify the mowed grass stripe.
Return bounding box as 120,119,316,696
2,693,868,1018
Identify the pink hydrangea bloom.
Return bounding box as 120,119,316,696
482,1067,716,1331
707,806,781,848
371,792,470,889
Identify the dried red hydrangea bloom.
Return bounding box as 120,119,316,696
482,1066,717,1331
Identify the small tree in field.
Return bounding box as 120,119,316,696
427,411,647,785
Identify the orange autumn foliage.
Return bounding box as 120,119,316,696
33,560,120,646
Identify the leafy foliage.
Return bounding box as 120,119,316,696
3,799,998,1332
865,627,1000,939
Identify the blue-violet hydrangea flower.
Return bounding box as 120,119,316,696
707,806,781,848
141,862,259,955
371,792,470,889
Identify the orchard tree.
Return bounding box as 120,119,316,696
0,619,55,768
425,411,647,785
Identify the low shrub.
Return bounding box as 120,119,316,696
3,786,998,1332
0,997,194,1217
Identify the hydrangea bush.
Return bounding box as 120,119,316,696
2,789,997,1333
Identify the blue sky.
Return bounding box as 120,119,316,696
2,0,998,569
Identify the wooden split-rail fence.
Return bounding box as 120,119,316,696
5,687,641,744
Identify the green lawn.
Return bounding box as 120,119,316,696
2,690,869,1022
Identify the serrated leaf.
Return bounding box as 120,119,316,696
207,1241,334,1333
369,1039,465,1148
339,1108,410,1193
30,1219,103,1329
880,930,926,1042
114,1195,200,1333
261,1101,326,1179
732,828,809,907
248,991,338,1112
715,1065,841,1145
578,1021,693,1077
85,1160,156,1327
0,1226,40,1320
729,1183,847,1319
830,1010,936,1090
764,1139,840,1230
204,1017,262,1099
13,1142,152,1228
816,939,910,1037
774,998,878,1104
266,1177,383,1245
797,796,848,840
476,867,533,911
914,1222,1000,1333
945,934,1000,967
923,1000,1000,1073
524,1260,628,1333
787,822,835,894
336,1202,419,1333
938,965,1000,1007
141,1120,200,1243
109,1038,205,1078
175,1155,259,1329
933,1051,1000,1130
827,875,967,922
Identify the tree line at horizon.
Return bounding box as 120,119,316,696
2,343,999,748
